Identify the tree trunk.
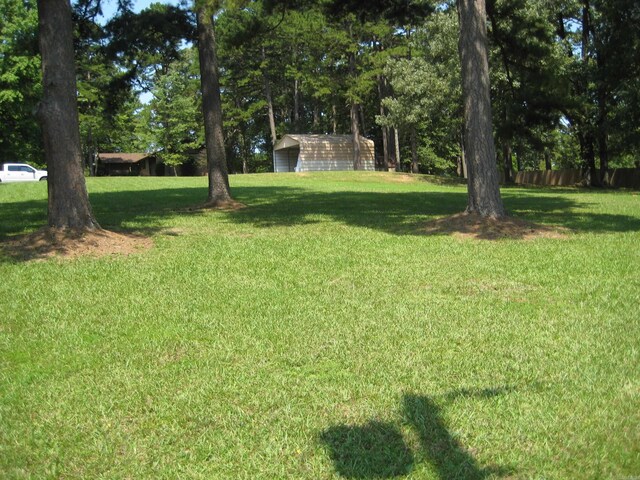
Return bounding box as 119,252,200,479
394,128,401,172
502,141,512,183
196,6,232,205
410,126,419,173
261,47,277,147
313,104,320,131
293,78,300,131
351,102,362,170
598,129,608,186
37,0,99,230
377,76,389,169
332,103,337,134
381,125,389,170
359,103,367,137
544,150,552,170
458,0,505,217
596,52,609,185
580,130,599,186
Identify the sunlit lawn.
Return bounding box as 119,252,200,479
1,172,638,478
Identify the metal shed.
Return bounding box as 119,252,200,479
273,134,375,172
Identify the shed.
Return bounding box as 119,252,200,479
98,153,157,176
273,134,375,172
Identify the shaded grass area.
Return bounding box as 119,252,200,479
1,172,639,478
1,173,638,239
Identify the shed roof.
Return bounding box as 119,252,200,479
98,153,153,164
274,134,373,151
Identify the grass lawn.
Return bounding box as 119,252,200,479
1,171,639,479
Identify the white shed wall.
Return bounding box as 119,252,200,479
273,135,375,172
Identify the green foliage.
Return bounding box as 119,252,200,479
104,3,194,94
142,48,203,168
2,0,639,176
0,0,42,164
378,8,461,173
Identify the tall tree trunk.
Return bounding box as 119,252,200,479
381,125,389,170
313,104,320,131
332,103,337,134
348,43,361,170
351,102,362,170
359,104,367,137
502,141,512,183
293,78,300,131
261,47,277,147
87,125,96,177
598,129,608,185
579,130,598,186
377,75,389,169
596,53,609,185
37,0,99,230
458,0,505,217
196,6,232,205
410,126,419,173
394,128,401,172
580,0,600,187
544,150,552,170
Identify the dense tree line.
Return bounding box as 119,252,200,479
2,0,638,181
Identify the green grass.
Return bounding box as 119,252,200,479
1,172,639,479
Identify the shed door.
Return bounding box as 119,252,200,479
286,147,300,172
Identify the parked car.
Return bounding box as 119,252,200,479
0,163,48,183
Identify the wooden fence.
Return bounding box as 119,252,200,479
513,168,640,189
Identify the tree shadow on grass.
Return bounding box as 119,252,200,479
225,186,640,236
320,388,515,479
1,183,638,247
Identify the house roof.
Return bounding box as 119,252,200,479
274,134,373,151
98,153,153,164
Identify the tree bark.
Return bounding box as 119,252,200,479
544,150,552,170
332,103,337,134
261,47,277,147
196,6,232,205
293,77,300,131
313,104,320,131
579,130,598,186
502,141,512,183
37,0,99,230
377,75,389,169
458,0,505,217
394,128,401,172
351,102,362,170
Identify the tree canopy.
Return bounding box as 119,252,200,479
5,0,638,182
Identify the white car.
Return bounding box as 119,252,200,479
0,163,48,183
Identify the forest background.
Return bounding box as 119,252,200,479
1,0,639,182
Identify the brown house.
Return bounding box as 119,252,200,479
98,153,157,176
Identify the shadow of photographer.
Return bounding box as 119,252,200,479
320,388,516,479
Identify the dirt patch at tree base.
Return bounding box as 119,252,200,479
1,228,153,261
420,213,569,240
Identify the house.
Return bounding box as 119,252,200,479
273,134,375,172
98,153,157,176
